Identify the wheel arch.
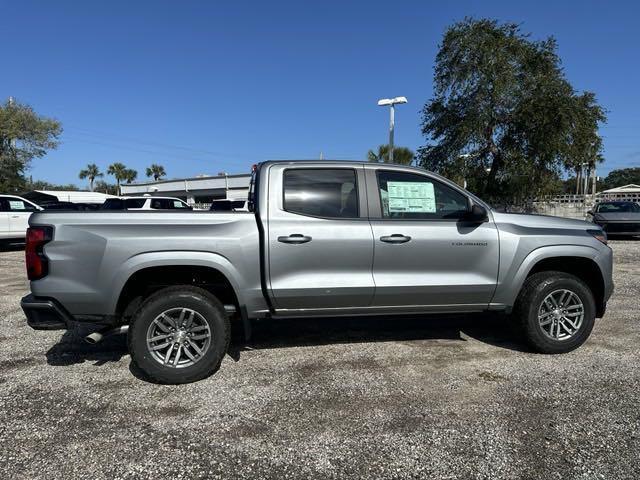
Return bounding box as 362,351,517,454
110,251,246,321
498,246,607,317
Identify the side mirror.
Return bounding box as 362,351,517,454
463,202,488,222
587,210,594,216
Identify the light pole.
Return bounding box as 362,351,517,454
377,96,407,163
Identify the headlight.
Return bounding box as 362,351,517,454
587,229,607,245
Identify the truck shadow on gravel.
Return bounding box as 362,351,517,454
44,313,529,379
45,325,128,367
227,312,530,360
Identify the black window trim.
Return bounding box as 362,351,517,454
281,166,365,220
372,169,471,222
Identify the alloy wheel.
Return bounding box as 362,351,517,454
146,307,211,368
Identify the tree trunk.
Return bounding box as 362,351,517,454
482,152,501,197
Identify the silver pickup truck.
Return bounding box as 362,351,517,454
21,161,613,383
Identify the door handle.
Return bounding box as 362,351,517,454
380,234,411,244
11,215,20,218
278,234,312,244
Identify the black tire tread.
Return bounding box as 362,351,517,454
128,285,230,384
513,271,595,354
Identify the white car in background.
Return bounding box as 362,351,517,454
100,196,192,211
0,195,42,243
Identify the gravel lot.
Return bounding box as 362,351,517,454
1,241,639,479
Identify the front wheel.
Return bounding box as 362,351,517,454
514,271,596,354
128,286,230,384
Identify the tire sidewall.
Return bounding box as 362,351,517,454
128,289,228,383
523,275,596,353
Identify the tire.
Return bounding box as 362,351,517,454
513,271,596,354
128,285,230,384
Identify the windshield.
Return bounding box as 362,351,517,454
597,202,640,213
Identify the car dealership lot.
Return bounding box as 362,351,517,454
1,241,639,480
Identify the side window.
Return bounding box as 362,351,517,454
283,169,358,218
169,200,190,209
124,198,147,209
377,171,468,220
7,198,36,212
0,199,9,212
102,199,124,210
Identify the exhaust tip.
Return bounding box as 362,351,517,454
84,332,103,344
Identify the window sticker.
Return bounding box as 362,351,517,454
9,201,25,211
173,201,182,208
387,181,436,213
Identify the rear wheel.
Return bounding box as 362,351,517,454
128,286,230,384
514,271,596,353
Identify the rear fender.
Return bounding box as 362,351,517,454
108,251,245,314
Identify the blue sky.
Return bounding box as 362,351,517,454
1,0,639,187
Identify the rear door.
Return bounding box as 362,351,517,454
267,165,375,311
6,197,37,239
367,168,499,310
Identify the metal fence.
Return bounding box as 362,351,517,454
488,195,595,220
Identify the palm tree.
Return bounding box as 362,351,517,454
78,163,103,192
145,164,166,181
124,169,138,184
367,145,415,165
107,162,129,195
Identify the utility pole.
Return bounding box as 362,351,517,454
377,97,407,163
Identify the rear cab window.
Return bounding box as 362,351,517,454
283,168,358,219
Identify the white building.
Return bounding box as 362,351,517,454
598,184,640,203
120,173,251,207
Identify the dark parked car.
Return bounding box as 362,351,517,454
588,201,640,236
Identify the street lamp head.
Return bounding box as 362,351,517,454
377,96,408,106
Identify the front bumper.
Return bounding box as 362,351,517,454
21,294,73,330
597,221,640,235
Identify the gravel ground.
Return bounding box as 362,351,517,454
1,241,639,479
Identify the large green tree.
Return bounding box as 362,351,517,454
418,18,606,200
145,163,166,181
367,145,415,165
78,163,103,192
0,99,62,192
107,162,136,195
600,167,640,191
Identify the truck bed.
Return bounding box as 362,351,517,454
28,211,263,317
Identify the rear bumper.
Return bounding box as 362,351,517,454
21,294,73,330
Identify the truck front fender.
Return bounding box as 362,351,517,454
492,244,603,308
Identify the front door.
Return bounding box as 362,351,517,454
6,197,37,239
368,169,499,310
267,166,375,311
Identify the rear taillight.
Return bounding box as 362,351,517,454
26,226,53,280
